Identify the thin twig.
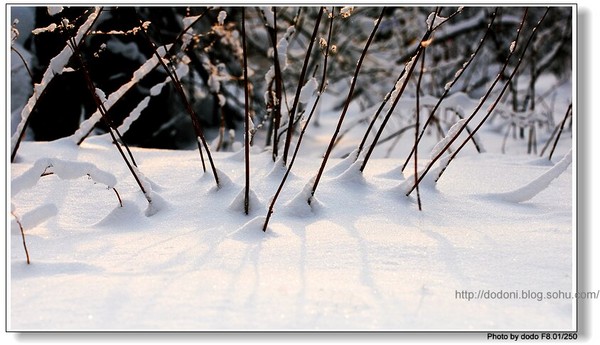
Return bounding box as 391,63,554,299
11,7,103,162
10,47,34,85
539,121,560,157
263,6,334,231
549,103,572,161
310,8,386,201
281,7,324,166
401,8,497,172
432,8,551,183
405,8,534,196
414,48,426,211
258,7,284,161
11,211,30,265
112,188,123,207
70,40,151,203
360,7,441,173
137,14,220,186
242,8,251,215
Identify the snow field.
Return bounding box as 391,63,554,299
9,136,572,331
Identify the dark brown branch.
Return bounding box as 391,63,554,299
11,211,30,265
549,103,572,161
414,48,425,211
242,8,251,215
61,23,154,206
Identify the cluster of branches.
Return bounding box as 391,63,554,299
10,6,573,240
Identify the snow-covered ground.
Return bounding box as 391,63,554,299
9,125,573,330
6,5,579,333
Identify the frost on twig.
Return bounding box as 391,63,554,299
426,11,448,30
340,7,354,18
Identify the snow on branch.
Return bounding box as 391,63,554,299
430,118,467,159
12,158,117,197
277,26,296,70
299,77,318,104
11,7,101,158
260,7,275,28
117,57,190,135
47,6,64,16
71,44,173,144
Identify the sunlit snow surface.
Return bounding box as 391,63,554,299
9,133,573,331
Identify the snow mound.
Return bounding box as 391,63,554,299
95,200,142,227
266,156,288,179
226,147,245,161
228,188,263,214
489,150,572,203
228,216,278,242
145,192,168,217
396,166,439,195
206,169,233,192
18,203,58,230
326,148,360,176
375,165,406,180
332,160,366,185
283,179,322,217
